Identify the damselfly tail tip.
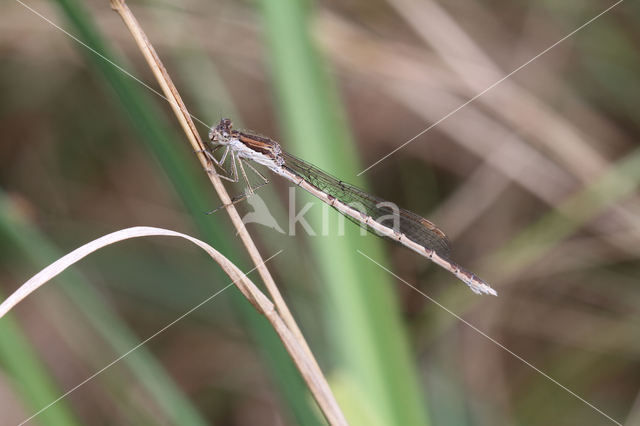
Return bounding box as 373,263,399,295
484,285,498,296
456,268,497,296
469,280,498,296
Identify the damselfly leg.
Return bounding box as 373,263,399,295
205,150,271,214
202,145,238,183
205,179,270,214
242,160,270,189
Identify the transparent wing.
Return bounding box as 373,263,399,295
281,152,451,258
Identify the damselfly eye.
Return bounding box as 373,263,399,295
218,118,233,134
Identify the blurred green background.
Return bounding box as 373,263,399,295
1,0,639,425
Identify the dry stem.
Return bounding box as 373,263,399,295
109,0,345,423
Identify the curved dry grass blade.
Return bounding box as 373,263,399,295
0,226,345,425
0,227,269,317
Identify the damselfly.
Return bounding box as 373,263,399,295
205,118,496,296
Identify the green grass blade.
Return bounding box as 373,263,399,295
0,292,81,426
259,1,430,424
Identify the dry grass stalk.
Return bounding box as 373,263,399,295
108,0,346,423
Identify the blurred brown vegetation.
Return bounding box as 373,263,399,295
1,0,639,425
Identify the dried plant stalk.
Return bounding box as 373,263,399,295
108,0,346,424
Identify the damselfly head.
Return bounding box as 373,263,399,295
209,118,234,144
